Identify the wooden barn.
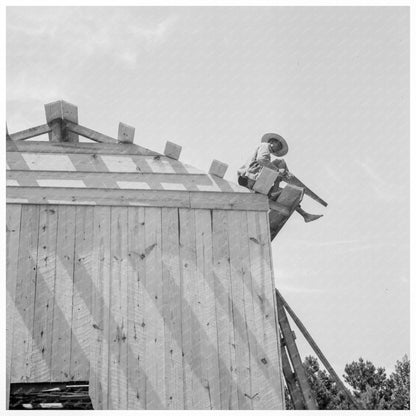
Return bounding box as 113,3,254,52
6,101,298,410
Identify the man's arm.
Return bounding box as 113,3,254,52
256,144,283,171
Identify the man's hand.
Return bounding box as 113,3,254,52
278,169,293,180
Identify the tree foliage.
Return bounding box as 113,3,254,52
284,355,410,410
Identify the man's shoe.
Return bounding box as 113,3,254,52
303,213,323,223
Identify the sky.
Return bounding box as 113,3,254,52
6,6,410,378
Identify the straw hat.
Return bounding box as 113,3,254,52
261,133,288,157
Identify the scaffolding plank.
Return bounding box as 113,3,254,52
280,338,306,409
276,295,317,409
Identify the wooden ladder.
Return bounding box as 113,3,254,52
276,289,361,410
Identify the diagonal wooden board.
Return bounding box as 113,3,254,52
268,185,304,240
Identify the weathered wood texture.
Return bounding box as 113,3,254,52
7,187,266,211
8,124,51,141
6,204,22,409
6,145,264,211
7,140,159,156
45,101,79,142
7,205,94,386
7,204,284,410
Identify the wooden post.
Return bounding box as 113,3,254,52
208,160,228,178
45,101,63,142
163,141,182,160
61,101,79,142
118,123,135,144
45,100,79,143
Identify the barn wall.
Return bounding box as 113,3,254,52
6,203,284,410
6,204,93,387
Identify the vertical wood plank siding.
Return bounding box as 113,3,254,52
32,205,58,381
6,204,22,408
8,204,284,410
12,205,40,382
51,205,76,381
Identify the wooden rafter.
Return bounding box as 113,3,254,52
8,124,52,141
64,121,118,144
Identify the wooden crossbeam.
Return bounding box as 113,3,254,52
7,187,269,211
8,124,52,141
65,121,118,144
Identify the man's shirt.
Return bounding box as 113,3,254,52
238,143,287,181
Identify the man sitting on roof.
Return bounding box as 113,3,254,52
238,133,323,223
